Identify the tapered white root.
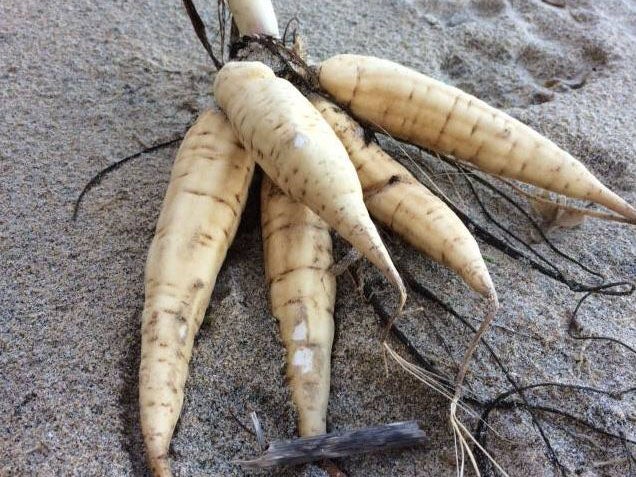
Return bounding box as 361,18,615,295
214,61,406,313
139,111,254,476
261,177,336,436
311,95,496,298
318,54,636,220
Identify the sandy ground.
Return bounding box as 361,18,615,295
1,1,635,476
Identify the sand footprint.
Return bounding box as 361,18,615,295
435,0,612,108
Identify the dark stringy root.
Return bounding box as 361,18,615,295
361,267,634,477
72,135,185,221
392,141,633,293
568,290,636,355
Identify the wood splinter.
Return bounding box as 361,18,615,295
235,420,427,468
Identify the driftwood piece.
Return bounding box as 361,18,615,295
236,420,427,468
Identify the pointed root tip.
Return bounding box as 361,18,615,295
489,291,499,310
143,432,173,477
378,254,407,317
472,272,497,301
613,200,636,221
147,455,173,477
601,188,636,221
385,280,407,341
624,204,636,221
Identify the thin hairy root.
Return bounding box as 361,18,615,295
72,135,184,221
383,343,473,412
382,284,503,476
450,399,510,477
330,247,362,277
383,341,508,477
453,294,499,395
499,177,635,225
449,295,500,477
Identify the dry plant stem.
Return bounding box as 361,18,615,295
311,95,496,298
261,177,336,436
214,62,406,314
236,420,427,468
318,54,636,220
139,111,254,477
227,0,279,37
182,0,223,68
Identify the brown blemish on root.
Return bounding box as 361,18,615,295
349,64,362,107
186,190,240,217
270,265,324,285
470,118,480,137
434,95,460,146
389,196,408,229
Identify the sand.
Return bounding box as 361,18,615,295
1,0,634,475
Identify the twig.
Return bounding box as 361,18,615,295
235,420,427,468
